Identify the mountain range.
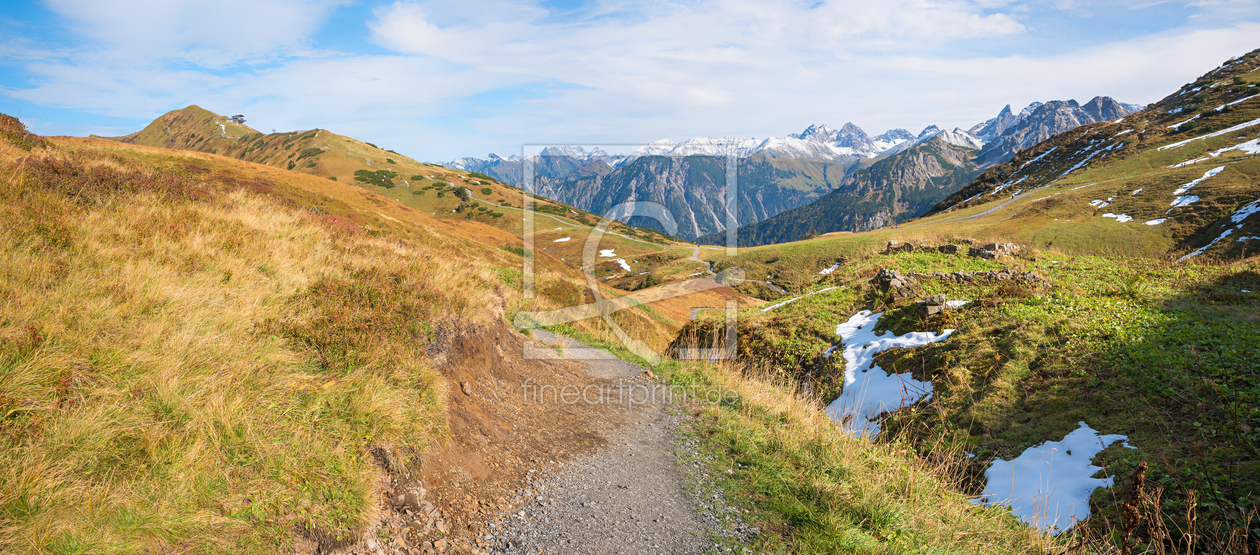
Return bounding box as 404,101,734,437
455,97,1135,242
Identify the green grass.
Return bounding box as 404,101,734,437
656,361,1049,554
685,244,1260,550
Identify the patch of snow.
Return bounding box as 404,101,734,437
598,249,616,257
819,263,841,275
1089,199,1109,208
1225,93,1259,107
945,300,968,308
1019,147,1057,170
1102,213,1133,222
824,311,954,438
1173,166,1225,195
553,237,571,242
1232,199,1260,224
1145,219,1167,226
1179,228,1234,262
1169,195,1200,208
1131,188,1143,195
1167,115,1199,129
1158,117,1260,151
1114,129,1131,136
1209,138,1260,157
759,286,838,313
615,258,631,271
975,422,1130,535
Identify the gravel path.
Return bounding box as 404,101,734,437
478,331,742,554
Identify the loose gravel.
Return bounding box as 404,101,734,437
478,332,752,554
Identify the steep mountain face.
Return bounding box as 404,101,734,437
972,97,1138,166
533,154,854,241
698,135,982,246
928,49,1260,261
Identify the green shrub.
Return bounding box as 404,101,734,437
353,169,398,188
296,147,322,161
328,176,337,181
412,175,425,181
306,161,316,168
386,158,396,164
287,160,296,170
453,187,470,202
411,190,424,196
480,187,493,195
436,191,445,198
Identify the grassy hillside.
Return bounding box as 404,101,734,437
667,51,1260,552
0,114,745,553
111,107,675,252
926,49,1260,261
683,240,1259,552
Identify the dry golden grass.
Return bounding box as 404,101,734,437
0,136,512,553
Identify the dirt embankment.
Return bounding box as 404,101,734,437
309,322,643,555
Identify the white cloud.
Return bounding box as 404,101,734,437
2,0,1259,161
42,0,349,67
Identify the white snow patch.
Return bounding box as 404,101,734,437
819,263,841,275
1102,213,1133,222
975,422,1129,535
1179,229,1234,262
1158,117,1260,151
758,287,838,313
1019,147,1056,170
1210,137,1260,157
598,249,616,257
1169,195,1200,208
1144,219,1167,226
945,300,968,308
1167,115,1199,129
614,258,631,271
823,311,953,438
1225,93,1259,107
553,237,571,242
1173,166,1225,195
1232,199,1260,224
1131,188,1144,195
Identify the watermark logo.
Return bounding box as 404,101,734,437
522,378,738,407
511,146,743,365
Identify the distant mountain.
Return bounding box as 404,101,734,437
532,154,856,241
698,133,983,246
447,146,628,186
971,97,1139,166
446,96,1136,245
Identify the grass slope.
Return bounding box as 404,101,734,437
0,115,734,553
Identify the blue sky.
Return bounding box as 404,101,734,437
1,0,1258,162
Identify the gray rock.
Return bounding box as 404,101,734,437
923,294,947,306
918,304,944,318
937,244,959,255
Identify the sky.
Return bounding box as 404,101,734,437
1,0,1258,162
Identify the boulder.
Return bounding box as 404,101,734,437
937,244,959,255
968,247,998,260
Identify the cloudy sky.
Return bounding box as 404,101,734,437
1,0,1258,161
